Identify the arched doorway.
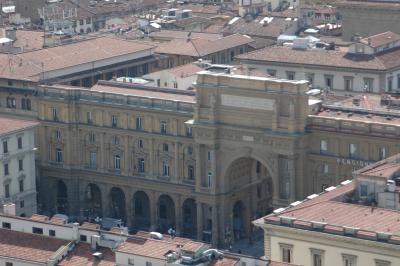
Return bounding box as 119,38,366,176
56,180,68,215
233,201,246,240
133,191,150,230
224,157,274,240
85,184,102,219
182,198,197,238
110,187,126,222
158,195,175,233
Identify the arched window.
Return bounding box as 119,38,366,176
138,158,145,173
163,143,168,152
89,132,95,143
56,148,63,162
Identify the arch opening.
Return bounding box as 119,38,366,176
157,194,175,233
84,184,102,219
56,180,68,215
133,191,150,230
110,187,126,222
182,198,197,238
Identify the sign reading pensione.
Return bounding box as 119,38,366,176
336,158,373,168
221,94,275,111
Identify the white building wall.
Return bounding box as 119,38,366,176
116,252,165,266
270,234,400,266
0,127,37,216
143,69,198,90
0,257,43,266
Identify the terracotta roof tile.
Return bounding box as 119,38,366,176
59,242,115,266
80,222,100,230
168,63,203,78
237,46,388,70
116,237,177,259
0,228,70,263
0,117,39,136
150,30,223,41
361,31,400,48
0,37,155,81
209,257,239,266
155,34,253,57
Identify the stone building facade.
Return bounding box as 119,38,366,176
1,71,400,247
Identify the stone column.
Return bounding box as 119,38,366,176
101,184,110,218
100,133,106,172
123,135,130,176
125,188,135,227
196,202,203,241
211,204,219,246
174,142,180,182
195,144,202,191
149,139,155,178
175,195,182,235
264,228,272,259
149,191,157,231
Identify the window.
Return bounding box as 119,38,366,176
55,129,61,140
398,74,400,89
86,17,91,24
17,137,22,149
80,235,87,241
21,99,26,110
280,243,293,263
6,97,16,108
163,160,170,177
324,75,333,89
310,248,324,266
363,78,374,92
188,165,194,179
26,99,31,110
18,159,23,171
114,155,121,170
187,146,193,155
286,71,295,80
5,262,13,266
90,152,97,168
267,69,277,77
89,132,95,143
387,76,393,92
2,222,11,229
49,229,56,237
79,19,84,25
163,143,169,152
375,259,391,266
320,140,327,154
128,258,135,265
207,151,212,161
173,81,178,88
3,141,8,153
4,183,10,198
138,158,145,173
344,76,353,91
360,184,368,197
349,143,357,159
87,111,93,124
138,139,144,149
305,73,314,86
19,180,24,192
113,136,120,145
32,227,43,234
111,114,118,127
207,172,212,188
56,148,63,162
161,121,167,134
7,80,13,86
146,262,152,266
52,108,59,121
342,254,357,266
186,126,192,137
4,163,9,176
136,116,142,130
379,147,386,160
20,200,24,208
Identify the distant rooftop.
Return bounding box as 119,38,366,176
0,117,39,136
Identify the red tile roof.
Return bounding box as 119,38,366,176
210,257,239,266
155,34,253,57
116,237,177,260
59,242,115,266
0,117,39,136
0,228,70,263
237,46,390,70
80,222,100,230
0,37,155,81
361,31,400,48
